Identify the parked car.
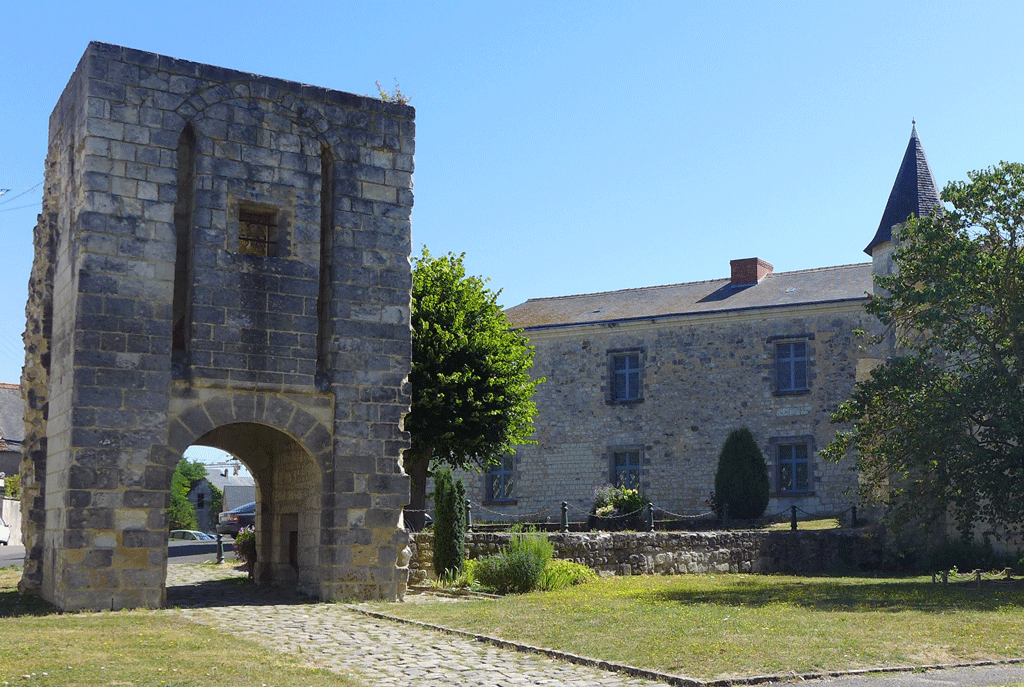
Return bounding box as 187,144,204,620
217,501,256,537
169,529,214,541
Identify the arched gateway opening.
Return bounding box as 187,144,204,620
192,426,319,590
19,43,416,611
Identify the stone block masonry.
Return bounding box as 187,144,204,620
21,42,415,610
408,530,882,583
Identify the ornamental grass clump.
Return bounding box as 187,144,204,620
538,559,598,590
473,532,554,594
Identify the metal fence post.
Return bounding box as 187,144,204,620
790,505,798,531
645,503,655,532
216,534,224,564
465,498,472,532
851,504,858,527
561,501,569,532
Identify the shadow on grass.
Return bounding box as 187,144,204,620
0,588,57,618
641,576,1024,613
0,573,316,618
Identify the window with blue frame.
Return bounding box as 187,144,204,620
775,341,807,393
777,442,810,493
486,456,514,502
612,449,642,490
610,351,642,402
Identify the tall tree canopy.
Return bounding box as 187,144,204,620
404,248,542,529
824,162,1024,536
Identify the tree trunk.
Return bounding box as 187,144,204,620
405,449,430,531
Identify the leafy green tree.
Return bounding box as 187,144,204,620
405,248,543,529
431,467,466,579
713,428,770,520
3,473,19,499
824,162,1024,536
168,457,208,531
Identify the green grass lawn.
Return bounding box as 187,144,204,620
0,568,369,687
372,573,1024,681
763,517,841,531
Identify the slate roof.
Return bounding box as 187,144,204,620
864,124,942,255
505,263,873,330
204,463,255,491
0,383,24,452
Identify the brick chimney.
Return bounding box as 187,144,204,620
730,257,773,285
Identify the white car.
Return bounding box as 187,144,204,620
0,516,10,545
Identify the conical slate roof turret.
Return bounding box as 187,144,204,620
864,123,941,255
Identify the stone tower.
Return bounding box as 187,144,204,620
21,43,415,610
864,123,942,285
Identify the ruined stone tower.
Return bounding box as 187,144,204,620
21,43,415,610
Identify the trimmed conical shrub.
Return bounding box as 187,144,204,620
432,467,466,579
713,428,770,520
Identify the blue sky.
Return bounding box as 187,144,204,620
2,1,1023,386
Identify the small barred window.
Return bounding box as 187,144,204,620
238,207,278,257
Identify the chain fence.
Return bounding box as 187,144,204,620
404,499,863,533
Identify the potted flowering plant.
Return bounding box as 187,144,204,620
588,484,648,531
233,525,257,578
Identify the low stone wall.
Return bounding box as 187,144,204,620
408,529,881,584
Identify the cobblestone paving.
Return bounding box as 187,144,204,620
166,564,669,686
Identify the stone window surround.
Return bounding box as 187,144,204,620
767,333,814,396
237,205,280,258
226,193,294,259
483,455,516,505
606,347,645,405
768,434,815,496
607,444,645,491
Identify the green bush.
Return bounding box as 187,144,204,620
713,428,770,520
508,530,554,564
538,559,598,591
432,468,466,579
3,473,19,499
474,532,553,594
592,484,646,516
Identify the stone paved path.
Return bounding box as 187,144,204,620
166,564,669,686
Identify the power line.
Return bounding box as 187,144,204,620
0,202,41,213
0,182,42,206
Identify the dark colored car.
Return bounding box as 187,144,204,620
216,501,256,537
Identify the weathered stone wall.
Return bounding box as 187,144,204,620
408,529,882,583
460,303,884,523
22,42,415,610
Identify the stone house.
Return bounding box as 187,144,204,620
466,126,940,524
0,383,24,480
